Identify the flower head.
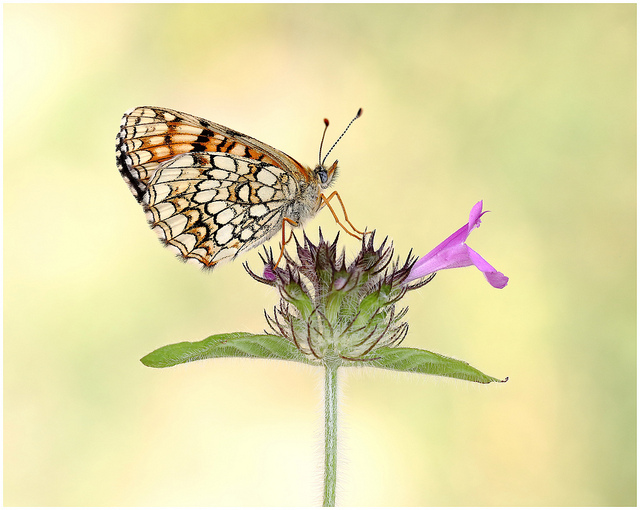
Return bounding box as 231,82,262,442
244,230,432,362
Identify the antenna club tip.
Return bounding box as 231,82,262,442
356,107,363,117
323,118,330,126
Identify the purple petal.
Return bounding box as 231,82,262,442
468,200,485,230
408,243,474,280
412,224,471,275
263,265,277,282
467,247,509,289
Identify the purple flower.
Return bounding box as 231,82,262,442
263,264,277,282
407,201,508,289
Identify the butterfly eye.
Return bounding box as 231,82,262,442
317,168,329,184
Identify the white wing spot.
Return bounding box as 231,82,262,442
216,208,235,225
249,204,268,217
215,187,230,201
152,183,172,202
174,124,205,135
215,223,234,245
175,233,197,252
171,144,194,154
213,155,236,172
210,169,229,180
229,144,246,156
154,202,176,220
197,180,221,191
147,135,165,146
236,161,251,175
194,190,216,203
237,184,250,202
257,186,275,201
165,214,188,236
206,200,227,215
154,145,171,158
256,168,278,186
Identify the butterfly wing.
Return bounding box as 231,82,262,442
116,106,311,203
143,151,298,268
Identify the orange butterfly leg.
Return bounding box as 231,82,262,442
319,191,366,239
274,217,299,268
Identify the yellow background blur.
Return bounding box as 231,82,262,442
4,4,635,506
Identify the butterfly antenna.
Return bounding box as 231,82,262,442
321,108,363,167
318,118,330,167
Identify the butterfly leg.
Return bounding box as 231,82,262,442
274,217,299,268
319,191,366,239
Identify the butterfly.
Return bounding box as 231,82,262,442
116,106,364,269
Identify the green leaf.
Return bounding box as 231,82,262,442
140,332,318,368
140,333,506,384
357,346,507,384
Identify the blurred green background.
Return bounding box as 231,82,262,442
4,4,635,506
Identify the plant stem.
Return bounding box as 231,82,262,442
323,360,339,507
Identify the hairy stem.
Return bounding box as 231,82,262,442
323,360,339,507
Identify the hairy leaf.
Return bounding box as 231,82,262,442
141,332,317,368
359,346,507,384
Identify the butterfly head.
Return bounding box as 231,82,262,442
314,160,338,189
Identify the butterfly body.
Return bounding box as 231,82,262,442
116,106,341,269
